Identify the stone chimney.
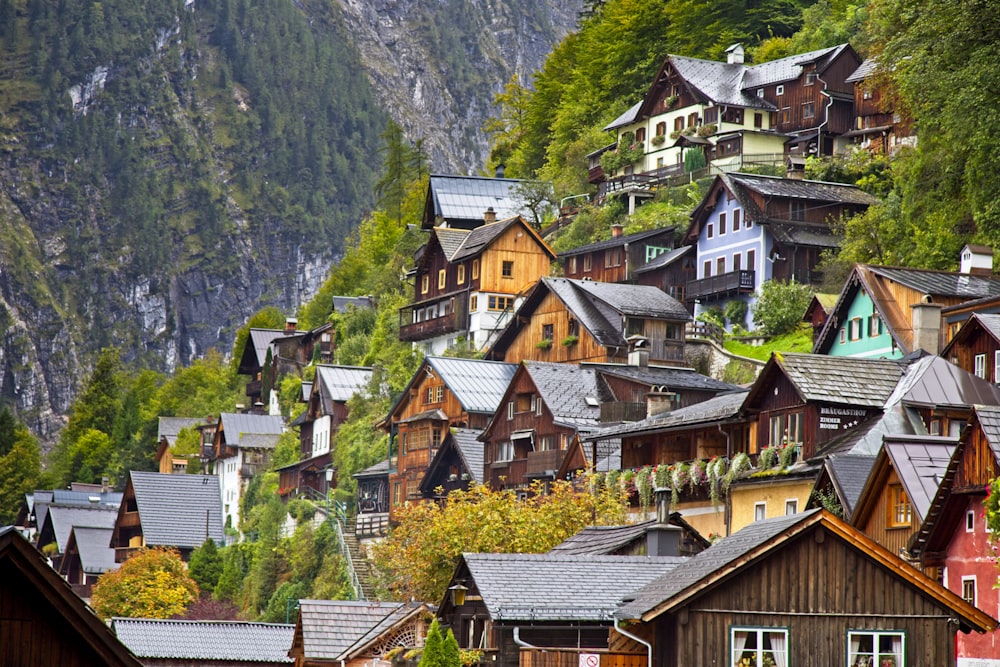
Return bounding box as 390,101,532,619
495,163,505,178
484,207,497,224
911,297,944,354
646,487,683,556
960,244,993,276
785,156,806,180
611,223,624,238
725,43,745,65
285,317,298,332
627,335,649,368
646,389,676,418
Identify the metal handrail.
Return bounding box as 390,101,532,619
303,491,365,600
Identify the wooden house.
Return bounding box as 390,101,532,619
907,405,1000,663
277,365,372,500
802,292,839,341
236,326,293,407
210,412,285,529
110,471,224,562
35,504,118,572
613,510,995,667
154,417,203,475
549,514,710,558
289,600,431,667
260,321,336,415
112,618,295,666
0,526,144,666
941,312,1000,382
385,357,516,519
558,225,677,283
437,552,686,667
843,58,915,154
58,526,117,600
486,277,691,366
633,246,696,306
814,261,1000,358
353,459,390,538
850,435,957,569
417,428,484,501
596,43,861,205
401,215,556,355
684,173,877,323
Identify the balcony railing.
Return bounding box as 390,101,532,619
399,295,468,342
526,449,566,477
601,401,648,423
487,457,527,488
686,270,755,301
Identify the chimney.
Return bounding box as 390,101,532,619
646,389,676,418
627,336,649,368
285,317,298,332
647,488,683,556
911,297,944,354
725,43,745,65
101,476,110,494
484,207,497,224
785,156,806,180
611,223,624,238
495,163,506,178
960,244,993,276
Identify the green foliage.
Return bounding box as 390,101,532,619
420,619,447,667
262,580,309,623
723,300,749,329
723,326,814,361
683,147,706,173
0,409,41,525
91,548,199,620
188,538,224,594
751,280,814,337
231,308,286,374
214,542,254,602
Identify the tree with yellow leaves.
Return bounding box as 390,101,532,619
91,547,199,619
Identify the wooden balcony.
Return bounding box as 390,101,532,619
399,295,468,342
487,457,527,488
526,449,566,478
686,269,755,301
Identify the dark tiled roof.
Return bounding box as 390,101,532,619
728,172,880,206
434,227,470,259
453,428,485,484
868,266,1000,299
297,600,414,660
592,364,738,393
668,56,769,109
545,278,627,347
315,365,373,403
451,217,524,262
332,295,375,313
549,521,654,555
586,390,748,440
569,278,692,320
353,458,391,479
633,245,692,274
112,618,294,663
157,417,204,444
464,552,686,621
884,437,957,521
427,175,535,223
975,405,1000,460
525,362,609,428
604,101,643,131
427,357,518,414
743,44,850,87
617,510,819,619
772,352,905,408
69,526,118,575
845,57,879,83
823,454,876,518
970,313,1000,340
557,227,675,258
45,505,118,552
238,433,281,449
130,472,224,550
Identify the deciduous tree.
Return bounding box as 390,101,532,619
91,548,199,619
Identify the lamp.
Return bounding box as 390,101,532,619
448,583,468,606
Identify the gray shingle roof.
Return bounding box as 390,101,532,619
845,57,879,83
770,352,905,408
434,226,470,259
453,428,485,484
549,521,654,555
603,101,643,131
743,44,850,87
633,245,692,274
884,437,956,522
451,217,530,262
969,313,1000,340
353,458,391,479
112,618,294,662
524,362,609,429
427,175,538,224
219,413,285,441
569,278,692,320
463,552,687,621
248,329,286,368
868,266,1000,299
157,417,204,445
586,390,749,441
728,172,880,206
297,600,416,660
315,365,373,403
44,505,118,552
617,510,820,619
427,357,517,414
592,364,738,393
557,227,675,258
130,471,224,550
975,405,1000,460
668,56,769,109
823,454,876,518
68,526,118,575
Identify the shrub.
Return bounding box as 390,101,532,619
752,280,814,337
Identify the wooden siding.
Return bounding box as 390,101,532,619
635,258,696,307
948,328,1000,383
956,423,1000,492
521,648,645,667
478,225,554,296
655,523,959,667
499,291,612,365
857,468,919,560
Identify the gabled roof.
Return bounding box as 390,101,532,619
589,363,738,393
744,44,854,88
585,390,749,441
314,364,373,404
743,352,905,410
459,552,686,621
239,328,286,373
352,458,391,480
423,175,546,228
941,312,1000,358
614,510,995,633
427,357,518,414
294,600,425,660
419,428,485,495
895,354,1000,409
64,526,118,575
820,454,876,519
665,55,771,110
112,618,294,663
522,361,609,430
557,227,675,258
883,436,957,521
868,265,1000,299
32,488,122,532
549,516,709,556
633,245,692,275
975,404,1000,458
40,504,118,553
219,413,285,443
157,417,204,445
127,471,225,550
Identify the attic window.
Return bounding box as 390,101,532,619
804,72,816,86
502,261,514,278
888,484,911,527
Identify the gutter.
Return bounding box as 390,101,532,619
816,73,834,156
613,617,653,667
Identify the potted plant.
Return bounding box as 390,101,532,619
651,134,666,146
561,335,578,346
697,123,717,137
535,339,552,350
664,94,678,108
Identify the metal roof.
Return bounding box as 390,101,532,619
590,363,738,393
427,175,534,224
296,600,416,660
557,227,675,258
867,266,1000,299
248,329,286,368
975,404,1000,460
129,471,224,550
603,100,643,131
67,526,118,575
43,505,118,552
728,172,880,205
353,458,391,479
743,44,851,87
315,365,373,403
633,245,692,274
462,552,687,621
112,618,294,663
845,57,879,83
426,357,517,414
157,417,204,445
219,413,285,441
898,355,1000,409
883,437,957,521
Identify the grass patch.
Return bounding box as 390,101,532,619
723,325,814,361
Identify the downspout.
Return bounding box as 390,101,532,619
816,74,834,157
512,626,538,649
614,618,653,667
718,422,732,537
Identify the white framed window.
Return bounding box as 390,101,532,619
962,576,977,607
869,313,882,337
756,88,764,98
776,85,784,96
975,353,987,379
849,317,863,341
497,441,514,462
731,627,787,667
847,630,904,667
785,499,798,515
536,396,543,416
966,510,975,533
507,401,514,420
994,350,1000,381
754,502,766,522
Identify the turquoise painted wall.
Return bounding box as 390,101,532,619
826,291,903,359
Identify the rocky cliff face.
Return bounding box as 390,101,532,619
0,0,581,443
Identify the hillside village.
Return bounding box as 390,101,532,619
7,41,1000,667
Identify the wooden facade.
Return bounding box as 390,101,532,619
561,228,677,284
852,464,920,565
942,315,1000,382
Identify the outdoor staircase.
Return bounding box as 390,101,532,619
342,516,379,600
